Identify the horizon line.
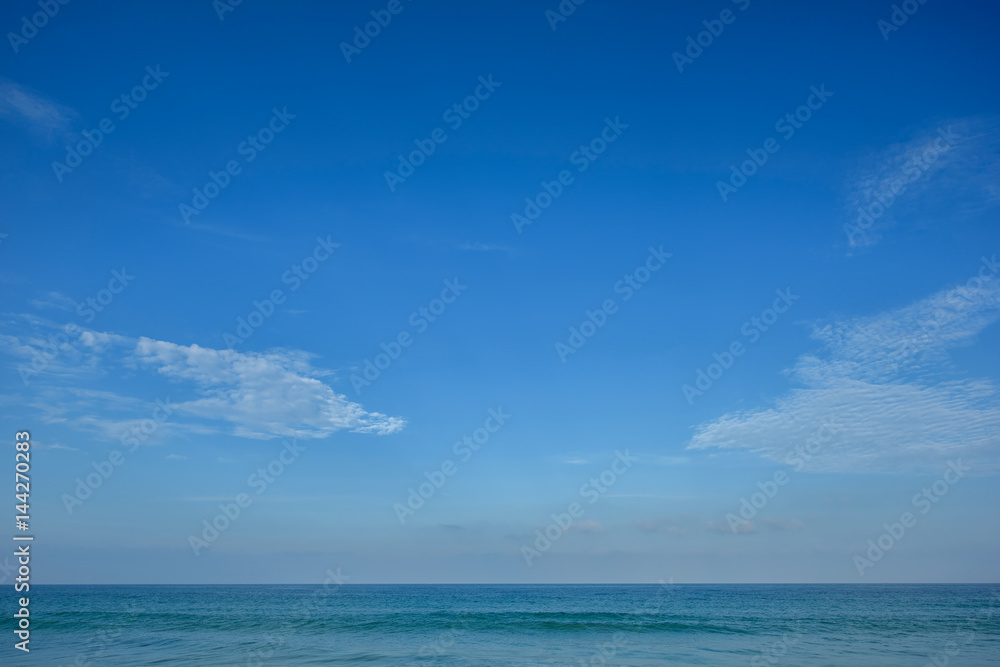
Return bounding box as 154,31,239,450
32,581,1000,586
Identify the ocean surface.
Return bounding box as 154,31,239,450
4,584,1000,666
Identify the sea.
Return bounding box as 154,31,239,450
4,584,999,666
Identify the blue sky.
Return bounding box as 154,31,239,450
1,0,999,584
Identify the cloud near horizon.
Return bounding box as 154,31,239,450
687,268,1000,474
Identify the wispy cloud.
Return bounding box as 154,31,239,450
0,314,120,381
31,441,78,452
759,516,805,531
688,268,1000,474
706,519,756,534
634,516,690,536
133,337,405,438
26,385,215,445
570,520,605,534
842,118,1000,250
0,78,75,140
28,291,77,312
456,241,515,253
396,234,517,255
0,320,405,441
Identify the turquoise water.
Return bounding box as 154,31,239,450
4,584,1000,665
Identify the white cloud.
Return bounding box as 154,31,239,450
0,314,117,381
843,118,1000,250
688,269,1000,474
0,318,404,441
132,337,404,438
